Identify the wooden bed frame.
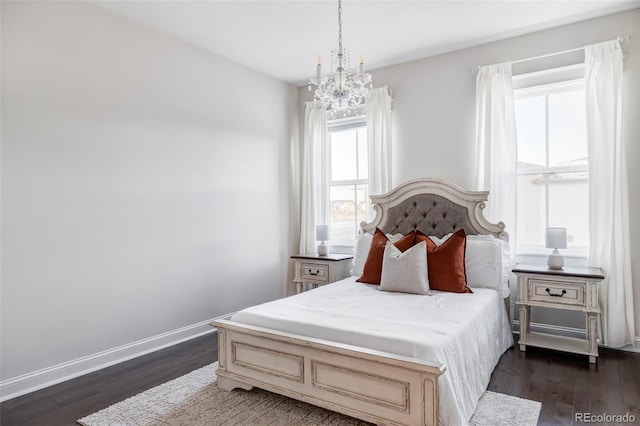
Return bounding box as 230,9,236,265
212,178,507,426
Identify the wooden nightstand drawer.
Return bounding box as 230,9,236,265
528,279,585,307
299,263,330,283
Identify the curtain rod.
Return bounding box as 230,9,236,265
471,36,624,72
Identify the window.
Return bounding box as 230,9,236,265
327,117,369,245
514,74,589,256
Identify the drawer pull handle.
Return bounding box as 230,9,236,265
308,270,320,276
545,288,567,297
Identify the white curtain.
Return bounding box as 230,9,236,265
299,101,328,254
585,40,635,347
474,62,518,251
366,87,393,197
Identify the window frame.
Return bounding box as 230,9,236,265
514,72,589,258
325,115,369,250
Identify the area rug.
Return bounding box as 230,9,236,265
78,363,541,426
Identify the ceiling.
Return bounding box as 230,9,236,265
94,1,640,85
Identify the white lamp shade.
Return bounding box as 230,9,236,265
546,227,567,249
316,225,329,242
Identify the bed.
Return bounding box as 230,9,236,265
212,178,514,426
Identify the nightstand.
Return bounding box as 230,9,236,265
513,264,604,363
291,253,353,293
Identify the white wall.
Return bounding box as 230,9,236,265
1,0,298,385
299,9,640,339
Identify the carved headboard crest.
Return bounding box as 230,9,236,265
360,178,508,241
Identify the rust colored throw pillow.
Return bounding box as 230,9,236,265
415,229,472,293
357,228,415,285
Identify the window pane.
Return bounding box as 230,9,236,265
329,184,370,242
548,172,589,249
515,80,589,254
516,174,547,248
515,96,546,167
548,90,587,167
329,185,357,241
327,122,368,242
330,129,357,181
357,127,368,179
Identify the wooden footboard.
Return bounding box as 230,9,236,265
211,320,445,426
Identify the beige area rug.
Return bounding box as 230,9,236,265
78,363,541,426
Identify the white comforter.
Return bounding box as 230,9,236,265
231,277,514,426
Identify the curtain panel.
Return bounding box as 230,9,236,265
585,39,635,347
366,87,393,197
474,62,517,251
299,101,328,255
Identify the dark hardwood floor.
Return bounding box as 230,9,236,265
2,333,639,425
1,333,219,426
488,344,640,425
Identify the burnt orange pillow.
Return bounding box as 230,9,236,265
357,228,415,285
415,229,472,293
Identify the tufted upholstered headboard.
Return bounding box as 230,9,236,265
360,178,508,242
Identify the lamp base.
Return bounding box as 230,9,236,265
318,242,328,256
547,249,564,270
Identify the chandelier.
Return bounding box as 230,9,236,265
308,0,372,117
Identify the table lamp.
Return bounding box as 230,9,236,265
546,227,567,270
316,225,329,256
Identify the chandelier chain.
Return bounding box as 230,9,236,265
337,0,342,50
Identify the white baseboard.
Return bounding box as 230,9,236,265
513,320,640,353
0,313,233,402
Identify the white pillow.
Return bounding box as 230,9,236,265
464,236,510,297
436,233,511,297
353,232,404,276
353,233,373,276
379,241,430,295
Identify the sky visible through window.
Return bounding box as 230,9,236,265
516,89,587,168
